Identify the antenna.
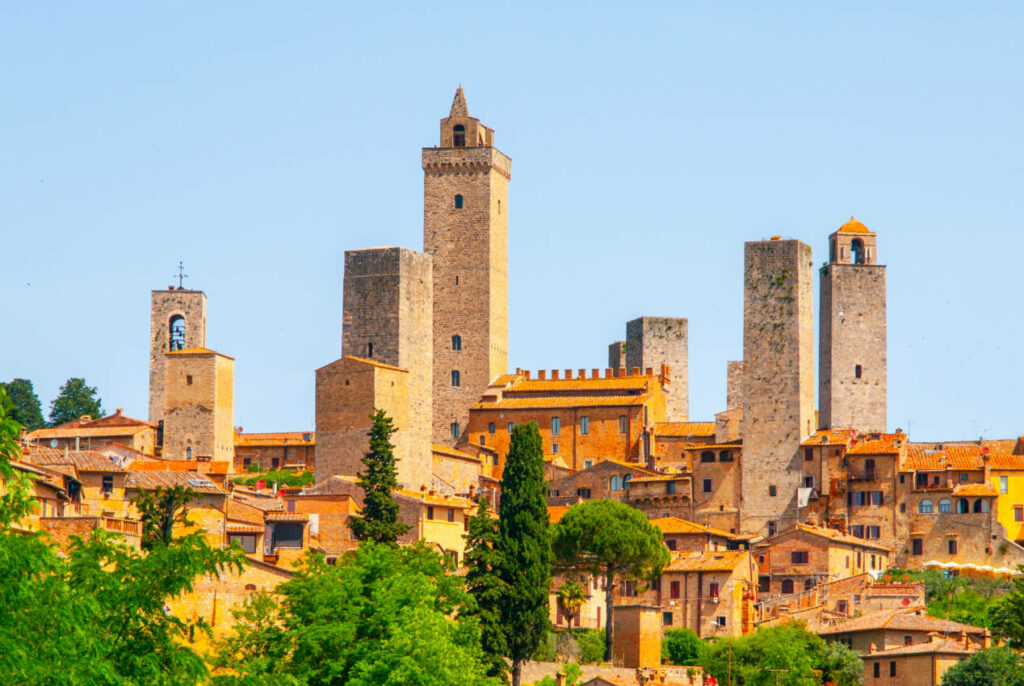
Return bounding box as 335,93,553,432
175,261,189,289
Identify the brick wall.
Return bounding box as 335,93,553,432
741,239,815,535
149,289,206,424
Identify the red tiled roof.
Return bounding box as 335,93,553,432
266,512,308,523
473,394,652,410
650,517,736,538
236,431,314,447
819,606,985,636
801,429,855,447
125,470,224,494
22,447,126,472
786,523,892,552
665,551,749,572
903,441,1024,472
952,483,998,497
837,216,872,234
868,637,977,656
548,505,569,523
508,375,654,394
655,422,716,438
847,433,905,455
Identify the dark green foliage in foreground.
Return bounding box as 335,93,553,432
0,378,44,429
662,627,702,665
941,646,1024,686
349,410,410,544
463,498,510,680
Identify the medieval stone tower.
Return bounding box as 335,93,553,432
149,288,207,424
423,88,510,444
819,217,887,432
162,348,234,462
625,317,689,421
740,238,815,536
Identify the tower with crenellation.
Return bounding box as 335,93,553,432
819,217,887,432
423,88,510,445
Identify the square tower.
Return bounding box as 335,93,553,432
819,217,887,432
741,238,815,536
625,317,688,421
162,348,233,462
423,88,510,445
149,288,207,424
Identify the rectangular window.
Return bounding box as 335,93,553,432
890,661,896,677
838,600,848,614
758,576,770,593
618,415,627,434
479,435,486,446
662,611,673,626
768,521,777,536
427,506,434,520
508,422,514,433
899,474,906,484
804,447,813,461
873,663,880,679
228,534,257,554
666,481,676,494
868,525,881,539
488,422,495,434
577,488,591,498
243,457,251,468
871,554,876,569
912,538,923,555
703,478,712,493
960,473,969,482
856,552,862,567
551,417,561,435
1015,506,1023,522
1002,476,1009,494
552,443,559,454
186,375,193,385
584,460,593,469
450,423,460,438
948,539,958,555
666,539,677,551
849,491,867,506
271,523,303,549
850,525,864,538
870,491,884,506
708,582,719,598
670,581,680,599
716,616,726,627
447,508,455,522
855,364,863,379
769,485,777,497
102,475,114,495
580,416,590,435
791,551,809,564
904,635,913,646
272,457,280,469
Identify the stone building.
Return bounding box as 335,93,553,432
149,287,207,425
424,88,510,444
625,317,689,422
234,431,315,472
819,218,887,432
740,238,815,536
24,408,157,455
162,348,235,463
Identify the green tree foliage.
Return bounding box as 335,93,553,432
0,387,244,684
232,468,314,489
550,499,670,661
133,484,196,549
1,377,44,429
213,543,497,686
463,498,509,680
531,662,581,686
662,628,702,665
48,376,104,426
700,624,861,686
941,646,1024,686
498,422,552,686
886,568,1010,629
557,580,586,626
348,409,410,544
989,567,1024,647
210,592,303,685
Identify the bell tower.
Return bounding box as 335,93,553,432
149,287,206,424
423,88,510,444
819,217,887,431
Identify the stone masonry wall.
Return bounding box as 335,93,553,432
741,239,815,536
149,289,206,424
163,351,233,461
341,246,433,482
726,360,744,410
819,264,887,431
625,317,688,421
423,144,510,445
608,341,626,369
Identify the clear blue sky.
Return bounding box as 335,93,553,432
3,2,1023,440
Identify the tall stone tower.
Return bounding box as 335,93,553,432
423,88,510,444
162,348,234,462
149,288,207,424
741,238,815,536
819,217,887,431
625,317,689,421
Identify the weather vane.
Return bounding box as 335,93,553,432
175,261,189,289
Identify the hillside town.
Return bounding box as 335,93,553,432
5,88,1024,686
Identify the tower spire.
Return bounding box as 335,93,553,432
449,87,469,117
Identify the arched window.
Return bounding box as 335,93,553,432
609,475,622,491
454,194,463,209
719,450,733,462
451,370,460,387
781,579,794,594
451,335,462,351
453,124,465,147
186,446,192,460
919,499,934,514
623,474,632,490
938,499,952,513
957,498,970,514
851,238,865,265
977,499,990,513
700,451,716,463
169,315,186,351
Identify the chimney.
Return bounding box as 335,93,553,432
115,408,123,416
868,642,876,654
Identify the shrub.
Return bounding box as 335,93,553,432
662,628,702,665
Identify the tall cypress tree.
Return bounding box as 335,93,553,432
348,409,410,544
463,498,509,680
498,422,551,686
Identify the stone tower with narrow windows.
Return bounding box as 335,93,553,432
149,288,207,424
740,238,815,537
423,88,510,444
819,217,887,432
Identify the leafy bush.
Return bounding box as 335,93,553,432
231,469,314,489
662,627,702,665
532,662,581,686
942,646,1024,686
531,628,604,664
571,628,605,664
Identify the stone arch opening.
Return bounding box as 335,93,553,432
851,238,866,265
453,124,465,147
169,315,186,351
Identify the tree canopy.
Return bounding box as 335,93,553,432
1,378,44,429
462,498,509,680
550,498,669,660
941,646,1024,686
349,409,410,544
497,422,551,686
48,376,103,426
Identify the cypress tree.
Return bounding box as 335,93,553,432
497,422,551,686
348,409,410,544
462,498,509,680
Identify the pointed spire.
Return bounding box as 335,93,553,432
449,87,469,117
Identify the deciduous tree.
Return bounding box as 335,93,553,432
48,376,103,426
941,646,1024,686
133,484,196,549
550,499,669,661
0,378,44,430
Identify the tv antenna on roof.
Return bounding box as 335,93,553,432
175,261,189,289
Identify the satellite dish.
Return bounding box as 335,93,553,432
50,439,59,448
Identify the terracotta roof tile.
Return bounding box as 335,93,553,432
952,482,998,496
869,637,976,656
431,444,480,461
790,523,892,552
655,422,716,438
819,606,985,636
650,517,736,538
665,550,749,572
473,394,652,410
508,376,653,394
847,433,905,455
548,505,569,523
26,424,152,439
837,216,872,234
801,429,856,447
126,470,224,494
226,523,264,533
236,431,314,447
23,447,126,472
396,489,475,508
167,347,234,360
341,355,406,373
266,512,308,522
